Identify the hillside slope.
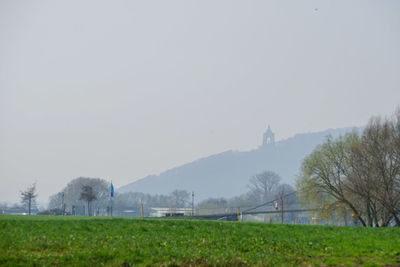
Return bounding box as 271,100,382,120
118,127,359,200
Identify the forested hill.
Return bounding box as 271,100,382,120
118,127,359,201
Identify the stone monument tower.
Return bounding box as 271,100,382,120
262,125,275,146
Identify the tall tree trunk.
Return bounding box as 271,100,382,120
280,196,284,223
28,198,31,215
345,200,367,227
392,212,400,226
366,203,374,227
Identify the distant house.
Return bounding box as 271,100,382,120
150,207,193,217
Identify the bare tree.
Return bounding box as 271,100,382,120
297,109,400,227
297,134,368,226
0,202,8,214
48,192,64,210
359,114,400,226
170,190,190,208
80,185,97,216
248,171,281,203
20,183,38,215
48,177,109,216
346,135,393,227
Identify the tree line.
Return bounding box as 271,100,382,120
43,172,295,217
46,177,194,216
197,171,295,212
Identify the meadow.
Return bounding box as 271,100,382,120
0,215,400,266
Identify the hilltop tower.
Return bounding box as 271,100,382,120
262,125,275,146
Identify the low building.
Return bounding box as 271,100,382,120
150,207,193,217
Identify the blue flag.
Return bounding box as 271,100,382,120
111,182,114,197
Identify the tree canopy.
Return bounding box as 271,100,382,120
20,183,38,215
297,109,400,227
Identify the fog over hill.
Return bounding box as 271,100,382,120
118,127,360,201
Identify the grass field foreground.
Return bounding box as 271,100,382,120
1,215,400,266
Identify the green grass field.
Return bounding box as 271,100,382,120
1,215,399,266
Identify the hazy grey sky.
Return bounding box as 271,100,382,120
1,0,399,204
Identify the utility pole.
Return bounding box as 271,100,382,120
110,181,114,217
61,192,65,216
191,191,194,216
110,198,113,217
281,195,284,224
